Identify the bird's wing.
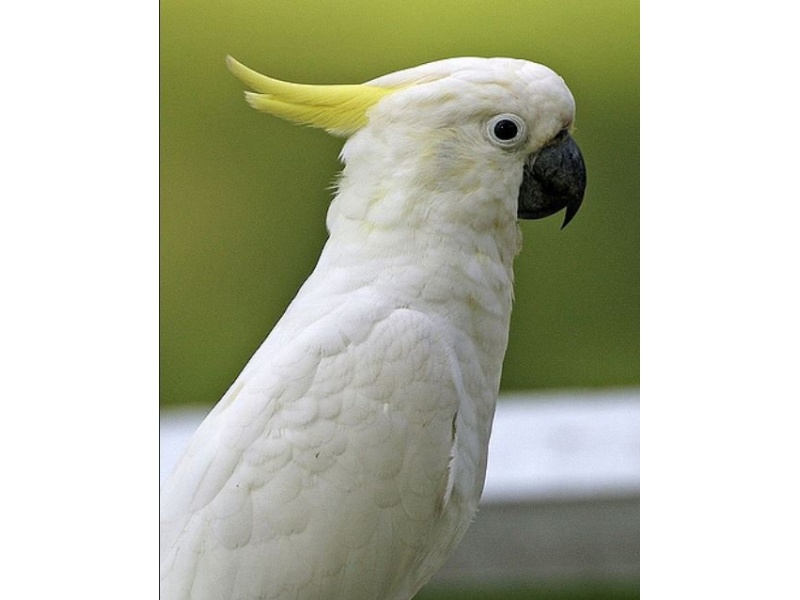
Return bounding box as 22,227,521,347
160,297,466,599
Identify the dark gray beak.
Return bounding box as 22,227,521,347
517,133,587,228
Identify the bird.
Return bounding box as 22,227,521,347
160,55,586,600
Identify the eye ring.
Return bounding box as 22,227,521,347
486,114,527,148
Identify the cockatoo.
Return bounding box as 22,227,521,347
161,56,586,600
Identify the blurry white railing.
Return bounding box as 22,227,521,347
160,388,640,583
160,388,639,501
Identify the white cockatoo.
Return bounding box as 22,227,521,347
161,56,586,600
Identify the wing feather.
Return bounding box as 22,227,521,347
160,302,466,600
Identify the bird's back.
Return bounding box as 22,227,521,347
160,271,498,599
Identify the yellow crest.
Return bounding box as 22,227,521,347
227,56,395,136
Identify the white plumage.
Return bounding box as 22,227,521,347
160,56,586,600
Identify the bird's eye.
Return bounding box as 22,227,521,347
494,119,518,140
487,114,527,148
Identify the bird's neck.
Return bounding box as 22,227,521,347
309,176,524,395
325,129,525,273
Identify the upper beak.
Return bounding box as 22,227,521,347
517,133,587,228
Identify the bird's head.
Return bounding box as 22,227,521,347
228,56,586,229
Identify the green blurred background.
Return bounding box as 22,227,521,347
160,0,639,408
161,1,639,597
